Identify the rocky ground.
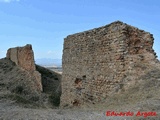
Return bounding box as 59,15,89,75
0,96,160,120
0,58,160,120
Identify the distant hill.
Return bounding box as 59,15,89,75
35,58,62,67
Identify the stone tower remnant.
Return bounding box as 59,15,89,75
61,21,158,106
6,44,43,92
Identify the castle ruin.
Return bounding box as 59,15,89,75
6,44,43,92
61,21,158,106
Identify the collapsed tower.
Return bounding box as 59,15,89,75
7,44,42,92
61,21,158,106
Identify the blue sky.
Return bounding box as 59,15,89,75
0,0,159,59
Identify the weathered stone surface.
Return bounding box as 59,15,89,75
6,44,42,92
7,44,35,71
61,21,158,106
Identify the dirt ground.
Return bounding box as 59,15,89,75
0,98,159,120
1,78,160,120
0,58,160,120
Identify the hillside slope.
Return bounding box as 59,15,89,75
1,58,160,119
0,58,61,108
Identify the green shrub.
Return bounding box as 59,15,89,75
49,93,60,107
13,86,24,94
29,95,40,102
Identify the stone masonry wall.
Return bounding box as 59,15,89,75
7,44,36,71
61,21,157,106
6,44,42,92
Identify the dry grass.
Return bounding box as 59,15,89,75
80,69,160,115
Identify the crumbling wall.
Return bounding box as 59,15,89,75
6,44,42,92
61,21,158,106
7,44,36,71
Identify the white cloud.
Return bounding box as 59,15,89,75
0,0,20,3
47,50,54,54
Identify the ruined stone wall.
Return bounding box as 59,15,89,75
61,21,157,106
6,44,42,92
7,44,36,71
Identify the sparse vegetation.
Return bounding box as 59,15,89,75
13,85,24,94
36,64,61,105
49,93,60,107
1,93,41,108
0,56,160,119
0,58,62,109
